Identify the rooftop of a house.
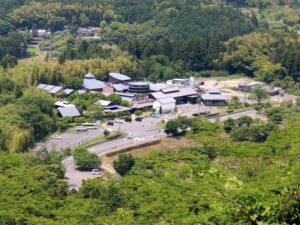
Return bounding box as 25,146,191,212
149,83,170,92
104,106,131,113
109,72,131,81
95,100,114,107
116,92,135,98
49,86,63,94
113,84,128,92
172,78,190,82
208,87,221,94
201,88,228,101
161,87,180,94
151,87,197,100
38,83,47,89
84,72,96,79
55,101,71,108
83,77,105,90
64,89,74,95
43,85,55,91
131,100,155,109
57,105,81,118
157,97,176,104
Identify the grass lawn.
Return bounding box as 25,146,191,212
28,46,41,55
80,136,106,148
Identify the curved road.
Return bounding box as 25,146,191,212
62,129,165,189
62,109,264,189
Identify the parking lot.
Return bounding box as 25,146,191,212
177,103,221,117
33,128,104,152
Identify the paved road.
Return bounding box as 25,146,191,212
177,104,221,117
33,128,104,152
62,119,165,189
208,109,267,122
48,107,264,189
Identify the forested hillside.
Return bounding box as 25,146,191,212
0,0,299,85
1,107,300,224
0,0,300,224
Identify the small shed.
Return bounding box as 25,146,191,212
201,87,228,106
153,97,176,114
57,105,80,118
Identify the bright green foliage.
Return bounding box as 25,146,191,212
165,116,220,136
0,85,56,152
134,110,142,117
73,147,101,171
228,96,242,109
250,85,269,104
1,108,300,223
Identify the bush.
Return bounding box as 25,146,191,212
269,113,283,124
113,154,135,176
230,123,276,142
192,146,217,160
73,147,101,171
135,110,143,116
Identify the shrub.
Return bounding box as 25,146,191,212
135,110,143,116
113,154,135,176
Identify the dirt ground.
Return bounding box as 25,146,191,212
199,77,297,103
102,137,198,167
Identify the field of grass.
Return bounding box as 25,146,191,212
28,46,40,55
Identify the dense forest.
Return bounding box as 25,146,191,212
0,0,300,224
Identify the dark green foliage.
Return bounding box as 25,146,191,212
113,154,135,176
230,123,276,142
191,145,217,160
0,20,14,35
59,40,112,61
224,116,276,142
0,31,28,66
224,118,236,133
267,107,285,124
73,147,101,170
165,116,219,136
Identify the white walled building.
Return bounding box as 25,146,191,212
153,97,176,114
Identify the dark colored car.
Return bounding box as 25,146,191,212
107,121,114,126
125,118,132,122
192,113,199,117
135,117,142,122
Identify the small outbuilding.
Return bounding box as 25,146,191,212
57,105,81,118
201,87,228,106
153,97,176,114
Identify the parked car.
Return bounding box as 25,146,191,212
51,134,61,139
127,134,135,139
125,118,132,122
135,117,142,122
76,126,87,131
107,121,114,126
114,118,124,123
151,113,160,118
192,113,199,117
91,169,101,175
